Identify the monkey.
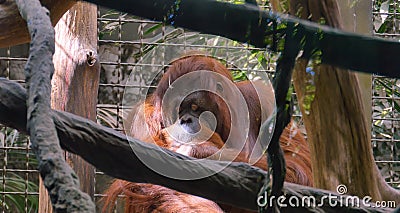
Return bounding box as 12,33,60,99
102,55,312,212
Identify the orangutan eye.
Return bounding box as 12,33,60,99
216,82,223,93
191,103,199,112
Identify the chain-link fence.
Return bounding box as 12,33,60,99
372,0,400,191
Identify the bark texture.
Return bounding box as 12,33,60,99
0,0,75,48
13,0,95,212
39,2,100,212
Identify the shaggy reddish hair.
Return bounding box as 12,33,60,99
102,56,312,212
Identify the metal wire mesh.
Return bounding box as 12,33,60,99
372,0,400,189
0,44,38,213
0,1,398,212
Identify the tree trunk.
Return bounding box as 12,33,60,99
39,2,100,212
0,0,75,48
272,0,399,204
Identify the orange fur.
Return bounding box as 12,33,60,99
102,56,312,212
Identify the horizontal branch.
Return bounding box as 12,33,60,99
83,0,400,79
0,78,392,212
2,0,400,77
0,78,267,211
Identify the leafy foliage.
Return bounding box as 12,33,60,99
0,174,38,213
372,78,400,188
0,126,39,213
373,0,400,34
372,0,400,189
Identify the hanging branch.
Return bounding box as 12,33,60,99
14,0,95,212
260,22,305,212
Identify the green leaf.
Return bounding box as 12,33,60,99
145,23,162,35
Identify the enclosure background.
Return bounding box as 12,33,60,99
0,0,399,212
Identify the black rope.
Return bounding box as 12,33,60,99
15,0,95,211
259,22,303,213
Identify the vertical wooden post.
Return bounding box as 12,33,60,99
39,2,100,212
338,0,372,128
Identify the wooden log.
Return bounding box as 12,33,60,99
0,0,75,48
38,2,100,212
0,78,393,212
